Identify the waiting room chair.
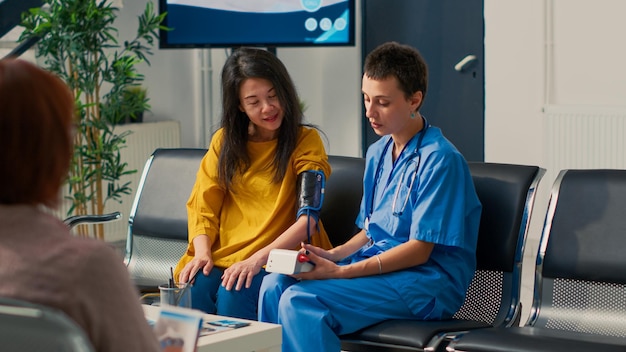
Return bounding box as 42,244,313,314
331,161,545,352
124,148,207,293
0,297,95,352
446,169,626,352
321,155,366,246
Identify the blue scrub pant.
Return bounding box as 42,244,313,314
258,273,419,352
191,267,268,320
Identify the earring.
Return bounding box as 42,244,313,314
410,112,416,119
248,121,255,136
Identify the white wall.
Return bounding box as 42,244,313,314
485,0,626,214
484,1,545,166
116,1,200,148
485,0,626,164
551,0,626,106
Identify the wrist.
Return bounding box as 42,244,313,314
327,247,342,261
248,252,268,268
192,234,212,253
337,264,351,279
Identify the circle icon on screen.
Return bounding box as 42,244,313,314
301,0,322,12
305,18,318,32
334,17,347,31
319,18,332,31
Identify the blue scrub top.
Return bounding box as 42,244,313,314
351,125,482,319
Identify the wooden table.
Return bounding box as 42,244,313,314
143,305,281,352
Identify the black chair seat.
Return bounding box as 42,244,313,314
450,327,626,352
341,319,490,350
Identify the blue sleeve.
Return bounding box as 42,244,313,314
410,152,472,248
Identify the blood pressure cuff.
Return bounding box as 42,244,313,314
296,170,326,222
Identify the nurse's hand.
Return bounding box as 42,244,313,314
221,256,264,291
292,250,344,280
301,242,343,262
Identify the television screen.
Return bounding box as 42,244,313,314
159,0,355,48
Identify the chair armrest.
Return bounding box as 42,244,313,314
63,211,122,229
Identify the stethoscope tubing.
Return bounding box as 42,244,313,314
367,117,429,220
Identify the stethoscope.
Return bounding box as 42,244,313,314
365,117,429,229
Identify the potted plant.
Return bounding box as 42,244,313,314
116,85,149,124
124,85,148,123
19,0,167,239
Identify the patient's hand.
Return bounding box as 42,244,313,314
179,254,213,284
221,256,264,291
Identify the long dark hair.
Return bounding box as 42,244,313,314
218,47,303,190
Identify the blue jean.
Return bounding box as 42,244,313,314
190,267,268,320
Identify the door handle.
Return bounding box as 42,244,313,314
454,55,477,72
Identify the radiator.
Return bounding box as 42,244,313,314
544,105,626,189
56,121,181,242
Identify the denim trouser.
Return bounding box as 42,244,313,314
190,266,268,320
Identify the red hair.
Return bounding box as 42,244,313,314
0,59,75,207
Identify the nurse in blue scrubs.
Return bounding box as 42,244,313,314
258,41,482,352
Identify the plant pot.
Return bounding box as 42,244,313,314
117,111,143,125
129,111,143,124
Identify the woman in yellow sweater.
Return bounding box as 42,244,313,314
174,47,333,319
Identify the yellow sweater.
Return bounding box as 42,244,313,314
174,127,333,277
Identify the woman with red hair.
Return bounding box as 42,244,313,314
0,59,159,351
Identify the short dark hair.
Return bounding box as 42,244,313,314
218,47,303,189
363,41,428,107
0,59,75,207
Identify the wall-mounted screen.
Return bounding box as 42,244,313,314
159,0,356,48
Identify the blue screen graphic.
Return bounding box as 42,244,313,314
160,0,355,48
